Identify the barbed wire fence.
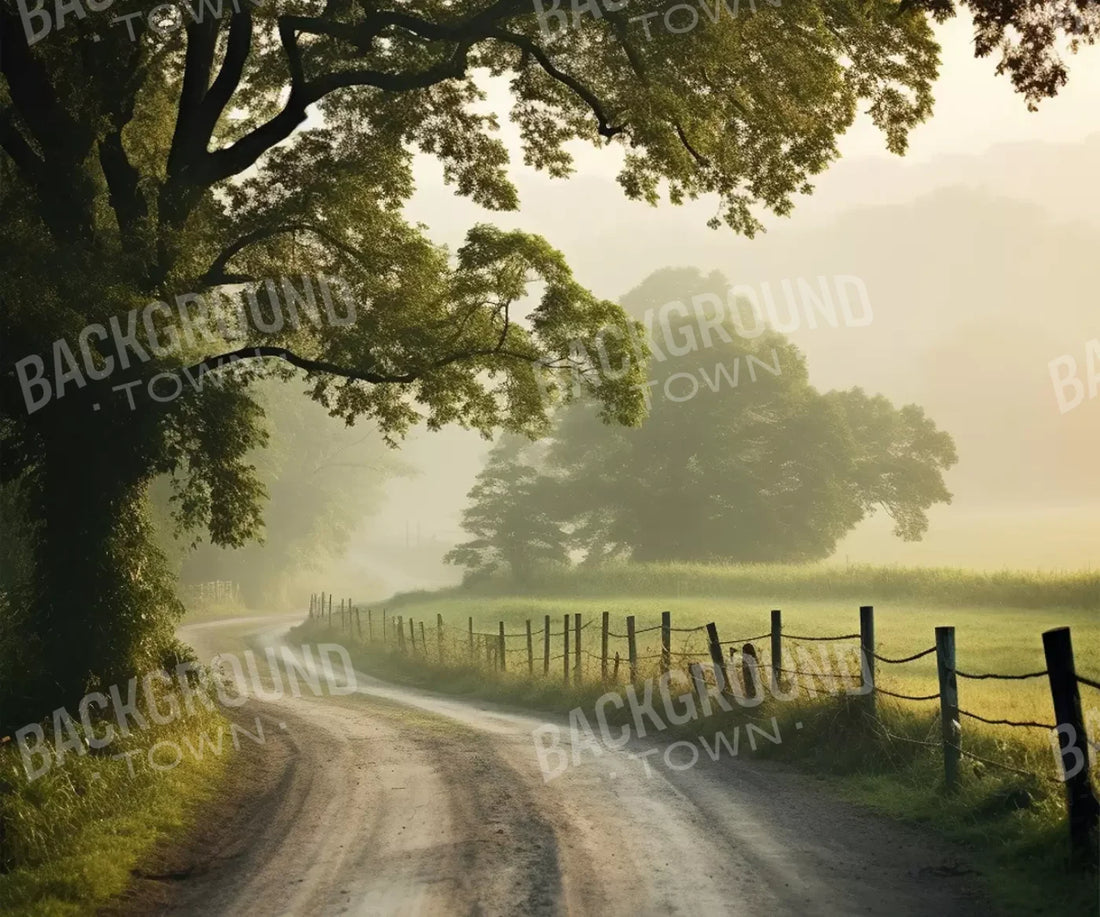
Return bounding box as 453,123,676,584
305,591,1100,866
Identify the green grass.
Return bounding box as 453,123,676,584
396,561,1100,610
0,702,232,916
320,565,1100,917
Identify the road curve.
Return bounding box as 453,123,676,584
114,614,989,917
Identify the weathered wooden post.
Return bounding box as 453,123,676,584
468,617,474,663
563,614,570,685
543,614,551,675
409,617,416,653
397,615,405,651
627,615,637,682
935,626,959,793
860,605,876,718
574,613,582,683
661,610,671,676
356,607,362,639
526,620,534,675
601,611,610,681
340,598,345,631
741,643,761,699
309,594,314,619
706,623,731,694
419,621,426,654
1043,626,1100,867
613,652,621,681
328,594,332,628
437,614,444,663
770,609,783,693
498,622,506,672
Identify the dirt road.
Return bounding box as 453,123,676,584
114,614,990,916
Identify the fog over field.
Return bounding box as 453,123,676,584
317,130,1099,598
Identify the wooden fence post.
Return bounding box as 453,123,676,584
706,623,731,694
574,613,582,683
328,594,332,628
661,610,671,676
601,611,610,681
437,614,444,663
770,609,783,692
935,626,959,793
741,643,761,699
526,620,534,675
860,605,876,719
420,621,426,654
409,617,416,653
382,609,387,645
627,615,637,682
356,607,362,639
563,614,570,685
1043,626,1100,867
397,615,405,651
543,614,551,675
469,617,474,662
340,598,345,631
613,652,620,681
499,622,506,672
309,594,314,618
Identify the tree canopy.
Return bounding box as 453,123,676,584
0,0,1089,716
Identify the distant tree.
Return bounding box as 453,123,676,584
445,436,568,583
508,269,959,564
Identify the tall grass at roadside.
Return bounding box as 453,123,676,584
0,686,232,916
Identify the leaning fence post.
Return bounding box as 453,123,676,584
543,614,551,675
419,621,426,654
770,609,783,692
499,622,506,672
1043,626,1100,867
397,615,405,651
706,623,731,694
574,613,582,683
661,611,671,676
601,611,610,681
935,626,959,793
860,605,876,719
356,607,362,639
409,617,416,653
526,620,534,675
627,615,637,682
741,643,761,699
468,617,474,662
437,614,444,663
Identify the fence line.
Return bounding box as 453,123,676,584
305,592,1099,865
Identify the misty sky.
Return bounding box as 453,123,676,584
327,11,1100,593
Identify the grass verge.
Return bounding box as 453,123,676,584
0,701,232,916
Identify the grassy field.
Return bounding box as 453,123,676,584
369,593,1100,738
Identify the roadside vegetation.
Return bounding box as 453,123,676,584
0,705,231,917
